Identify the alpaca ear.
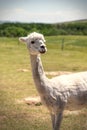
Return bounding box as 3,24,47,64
19,37,28,43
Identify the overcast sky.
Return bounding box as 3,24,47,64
0,0,87,23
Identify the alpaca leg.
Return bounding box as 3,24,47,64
51,114,55,130
54,111,63,130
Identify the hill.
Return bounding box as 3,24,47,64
0,19,87,37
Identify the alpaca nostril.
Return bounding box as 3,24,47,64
40,45,45,49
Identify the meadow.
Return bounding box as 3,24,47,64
0,35,87,130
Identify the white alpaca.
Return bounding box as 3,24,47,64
19,32,87,130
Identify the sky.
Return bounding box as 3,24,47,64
0,0,87,23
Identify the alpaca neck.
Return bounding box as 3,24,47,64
30,54,47,94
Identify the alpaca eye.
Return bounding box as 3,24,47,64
31,41,35,44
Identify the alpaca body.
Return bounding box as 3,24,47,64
49,71,87,111
19,32,87,130
30,54,87,114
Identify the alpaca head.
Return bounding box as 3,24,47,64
19,32,47,55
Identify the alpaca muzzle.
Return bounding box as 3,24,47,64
39,45,47,54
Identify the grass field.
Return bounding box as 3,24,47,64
0,35,87,130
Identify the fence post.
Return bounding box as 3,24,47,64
61,38,64,51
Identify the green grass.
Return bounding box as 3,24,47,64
0,35,87,130
43,35,87,71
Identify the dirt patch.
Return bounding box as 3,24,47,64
17,68,29,72
24,97,41,106
64,110,81,116
45,71,72,76
17,69,72,76
16,97,41,106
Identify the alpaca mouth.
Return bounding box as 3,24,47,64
39,50,46,54
39,48,47,54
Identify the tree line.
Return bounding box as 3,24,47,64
0,20,87,37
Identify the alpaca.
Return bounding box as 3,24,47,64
19,32,87,130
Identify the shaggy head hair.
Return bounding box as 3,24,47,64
19,32,47,55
